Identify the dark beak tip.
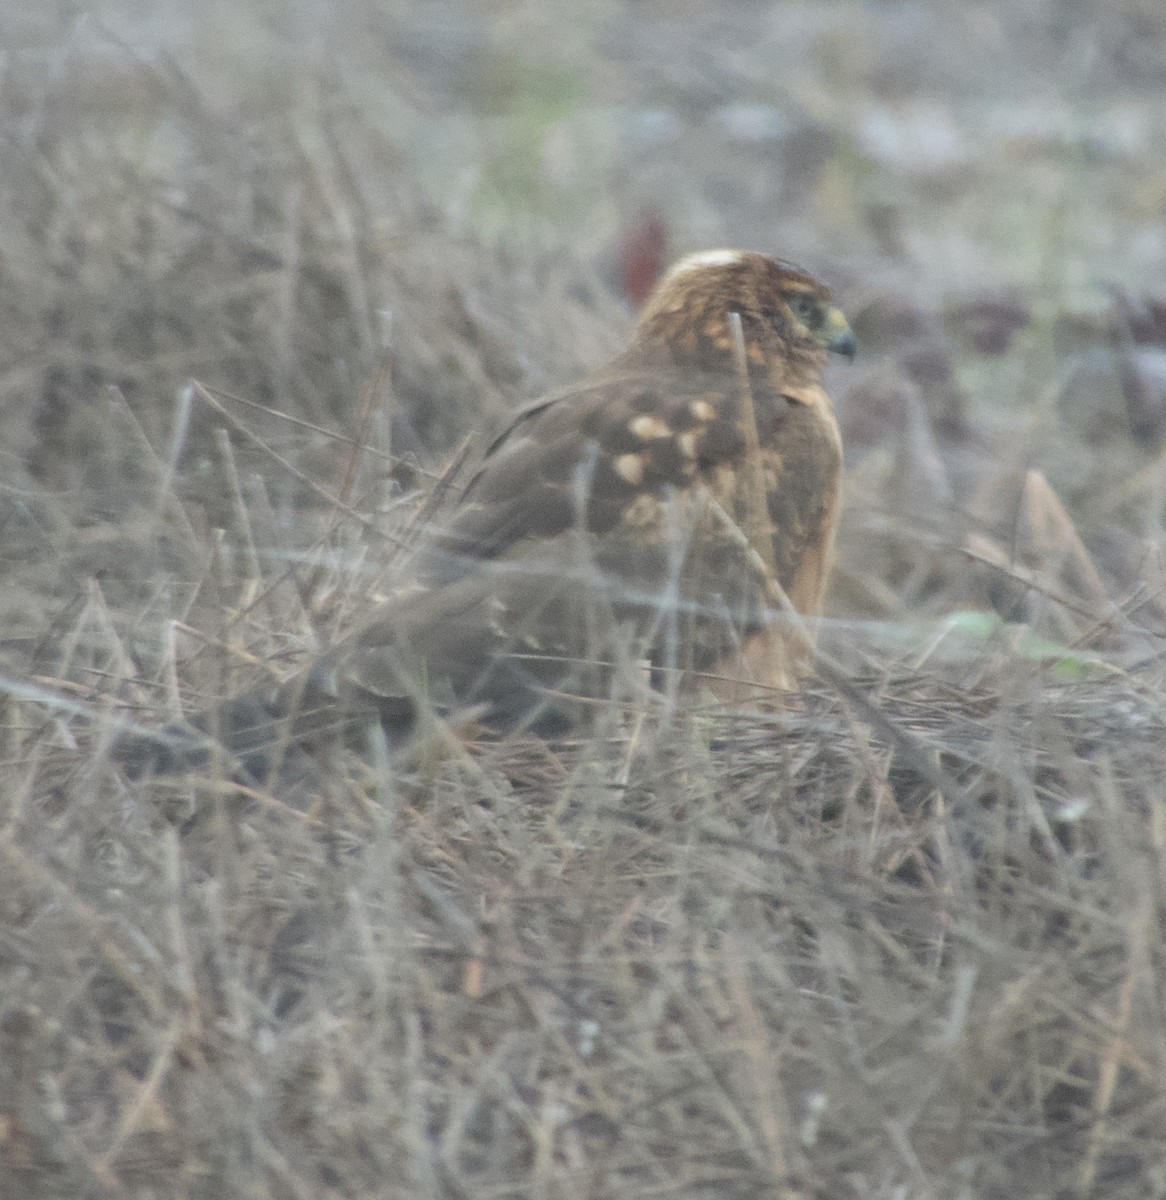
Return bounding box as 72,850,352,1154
829,330,857,361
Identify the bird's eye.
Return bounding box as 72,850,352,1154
788,293,819,324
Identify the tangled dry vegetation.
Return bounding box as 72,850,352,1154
4,12,1166,1200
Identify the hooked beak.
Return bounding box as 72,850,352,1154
823,306,856,361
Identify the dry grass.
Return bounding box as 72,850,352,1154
4,5,1166,1199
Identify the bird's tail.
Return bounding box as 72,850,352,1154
111,665,414,782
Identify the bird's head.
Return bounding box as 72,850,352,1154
632,249,854,389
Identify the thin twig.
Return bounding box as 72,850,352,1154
190,380,395,539
728,310,776,574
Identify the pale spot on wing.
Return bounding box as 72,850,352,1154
690,400,716,422
677,431,699,459
629,414,672,441
614,453,646,485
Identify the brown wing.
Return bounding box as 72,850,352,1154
428,362,741,567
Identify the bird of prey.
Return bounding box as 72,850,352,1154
117,249,854,779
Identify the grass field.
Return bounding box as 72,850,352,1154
3,3,1166,1197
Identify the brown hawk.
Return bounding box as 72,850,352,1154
118,250,854,778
